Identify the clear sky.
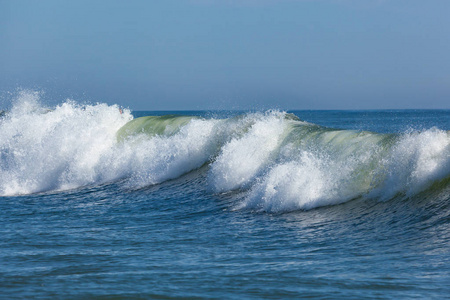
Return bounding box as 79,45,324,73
1,0,449,110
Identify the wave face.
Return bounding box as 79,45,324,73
1,93,449,212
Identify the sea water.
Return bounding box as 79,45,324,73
0,92,449,299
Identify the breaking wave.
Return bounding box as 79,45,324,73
1,92,449,212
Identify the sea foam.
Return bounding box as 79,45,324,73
0,91,132,195
1,92,449,213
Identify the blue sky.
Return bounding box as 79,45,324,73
1,0,449,110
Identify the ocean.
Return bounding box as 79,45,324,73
1,93,449,299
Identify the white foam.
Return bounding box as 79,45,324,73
0,91,228,196
1,92,448,212
0,91,132,195
208,111,289,192
237,132,385,212
111,118,221,189
238,127,450,212
373,128,450,200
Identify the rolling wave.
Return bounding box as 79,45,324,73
1,92,449,212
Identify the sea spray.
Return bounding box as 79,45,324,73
237,129,389,212
371,128,450,200
0,92,223,195
208,111,290,192
116,117,221,189
0,93,132,195
1,93,449,213
238,128,450,212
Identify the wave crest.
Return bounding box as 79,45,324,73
1,92,449,213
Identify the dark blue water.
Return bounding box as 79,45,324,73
1,104,449,299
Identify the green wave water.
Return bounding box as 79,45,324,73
116,115,197,142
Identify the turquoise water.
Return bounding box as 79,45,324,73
0,96,449,298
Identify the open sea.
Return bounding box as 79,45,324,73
1,93,449,299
